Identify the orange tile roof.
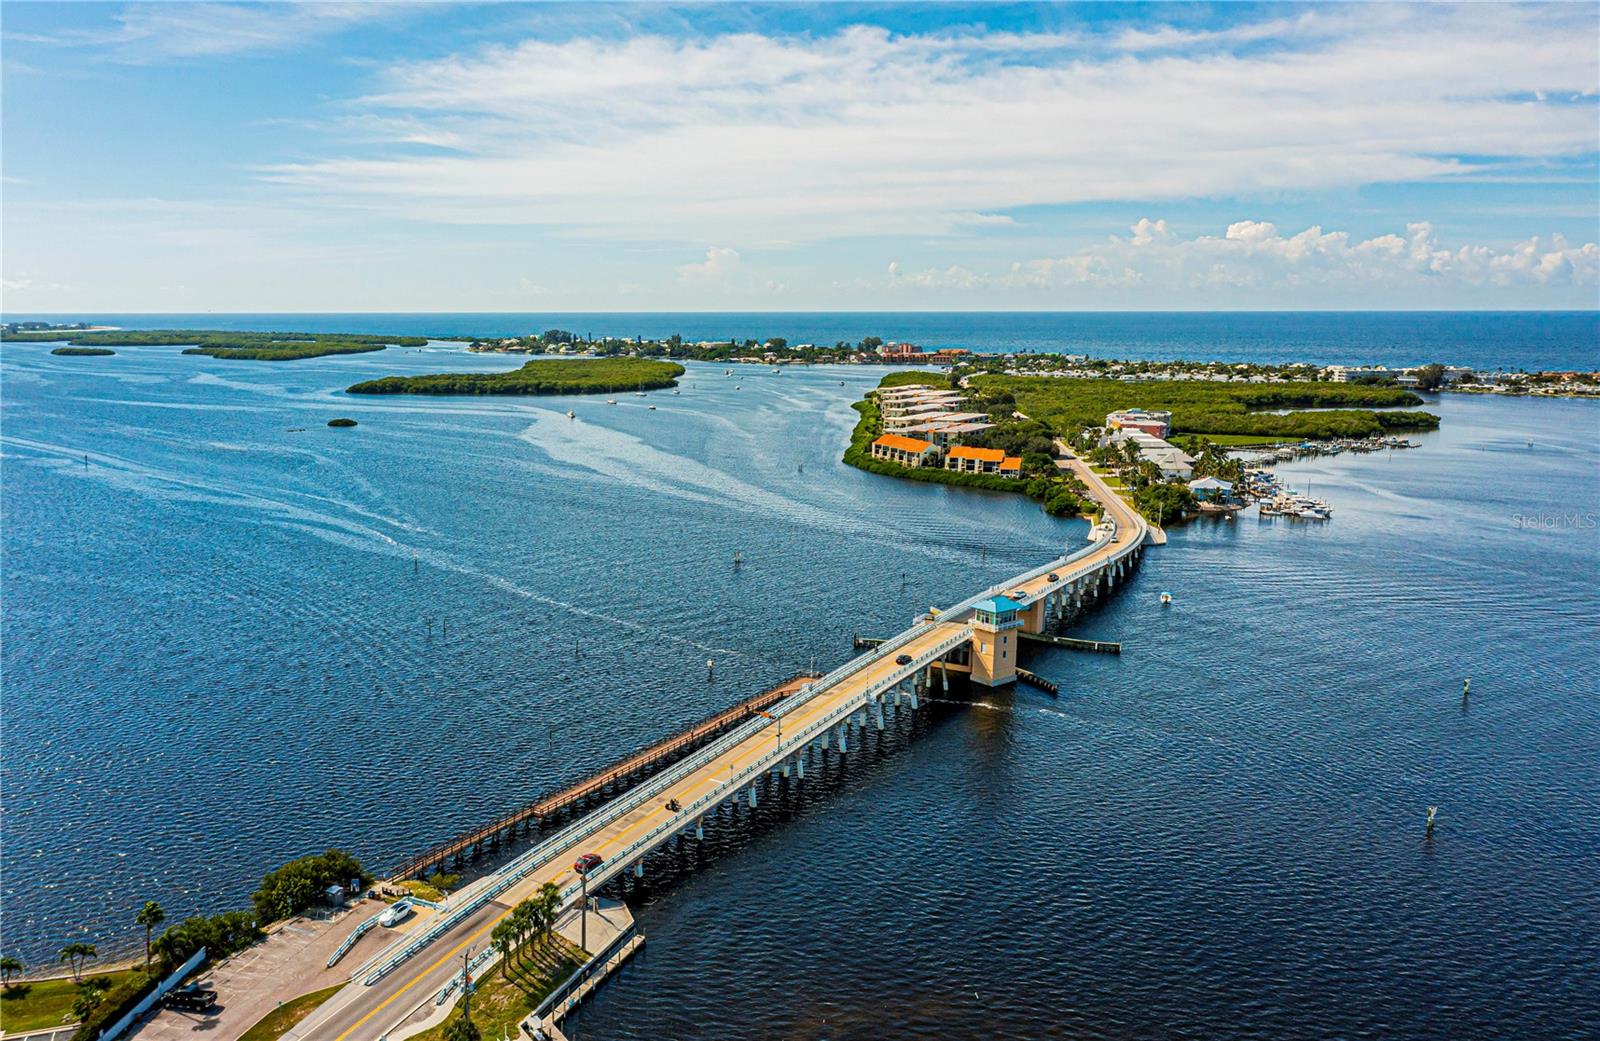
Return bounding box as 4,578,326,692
947,446,1007,462
873,434,936,454
999,456,1022,471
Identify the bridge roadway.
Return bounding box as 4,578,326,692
300,464,1149,1041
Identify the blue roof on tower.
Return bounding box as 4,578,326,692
974,595,1024,614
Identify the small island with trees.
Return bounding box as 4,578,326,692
49,347,116,357
346,356,685,396
1,329,424,361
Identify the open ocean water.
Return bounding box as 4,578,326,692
1,314,1597,1040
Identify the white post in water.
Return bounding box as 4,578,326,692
1426,806,1438,838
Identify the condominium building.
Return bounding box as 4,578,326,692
946,445,1022,478
871,434,940,467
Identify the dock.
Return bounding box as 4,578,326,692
1020,631,1121,654
297,463,1154,1041
389,674,817,880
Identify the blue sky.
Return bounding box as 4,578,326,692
2,1,1597,312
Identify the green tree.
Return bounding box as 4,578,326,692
135,901,165,969
70,984,105,1023
444,1010,481,1041
511,900,535,962
58,942,96,982
0,954,22,989
534,882,562,950
490,920,516,978
1412,363,1446,391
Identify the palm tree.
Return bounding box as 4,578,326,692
58,942,96,983
511,902,535,963
135,902,165,969
490,920,515,978
0,955,22,989
534,883,562,950
71,986,104,1022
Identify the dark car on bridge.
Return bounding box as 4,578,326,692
1047,573,1059,582
573,852,603,875
895,653,912,665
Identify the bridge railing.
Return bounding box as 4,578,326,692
361,646,928,983
565,625,975,899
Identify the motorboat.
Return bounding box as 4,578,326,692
1160,592,1173,605
566,410,575,419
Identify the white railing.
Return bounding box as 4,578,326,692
567,627,973,898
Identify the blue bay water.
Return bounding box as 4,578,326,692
1,324,1597,1039
7,310,1599,371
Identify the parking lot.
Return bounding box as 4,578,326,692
133,898,416,1041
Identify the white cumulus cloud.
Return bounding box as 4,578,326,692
260,7,1599,246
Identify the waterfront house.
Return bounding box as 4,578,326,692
871,434,940,468
1188,476,1234,500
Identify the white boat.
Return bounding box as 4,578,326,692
1160,592,1173,605
566,410,575,419
606,399,617,405
648,404,656,411
672,389,680,395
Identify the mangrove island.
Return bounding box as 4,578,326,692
346,357,685,396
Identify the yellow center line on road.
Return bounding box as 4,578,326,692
333,626,963,1040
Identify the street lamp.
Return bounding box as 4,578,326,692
758,710,782,748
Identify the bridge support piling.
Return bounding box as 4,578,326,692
695,818,705,840
748,786,758,809
874,703,886,731
634,862,644,879
837,726,849,754
796,756,806,780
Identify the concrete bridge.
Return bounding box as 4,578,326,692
297,465,1150,1041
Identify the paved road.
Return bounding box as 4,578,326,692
300,461,1147,1041
298,622,972,1041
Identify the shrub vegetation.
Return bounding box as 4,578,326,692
4,329,421,361
50,347,116,357
251,849,367,924
973,373,1439,439
347,357,685,396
